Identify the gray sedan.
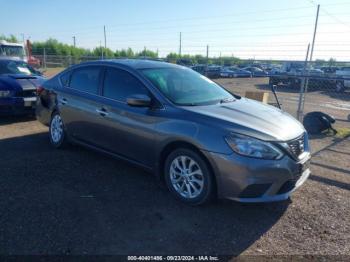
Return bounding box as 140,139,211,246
36,59,311,205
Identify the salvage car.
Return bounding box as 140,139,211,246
243,66,269,77
228,67,252,78
0,58,45,115
36,59,311,205
220,67,252,78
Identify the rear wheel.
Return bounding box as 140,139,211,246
164,148,214,205
49,111,68,148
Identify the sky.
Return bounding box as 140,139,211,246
1,0,350,60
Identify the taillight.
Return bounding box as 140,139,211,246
37,86,44,95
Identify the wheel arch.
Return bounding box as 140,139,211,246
157,140,218,196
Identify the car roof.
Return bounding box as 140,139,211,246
76,59,181,70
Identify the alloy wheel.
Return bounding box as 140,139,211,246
169,155,204,199
51,114,63,143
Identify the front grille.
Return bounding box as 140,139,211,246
16,89,37,98
287,134,305,159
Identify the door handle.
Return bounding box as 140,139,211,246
59,98,67,105
96,108,109,117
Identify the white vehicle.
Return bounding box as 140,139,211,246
0,40,28,62
335,67,350,92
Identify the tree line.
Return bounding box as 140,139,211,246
1,34,340,67
29,39,242,65
1,35,242,65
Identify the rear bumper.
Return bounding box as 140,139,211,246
0,97,37,115
35,98,52,126
202,150,311,203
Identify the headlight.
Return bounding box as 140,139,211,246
225,133,284,160
0,90,11,97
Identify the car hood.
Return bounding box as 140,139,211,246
0,74,45,91
183,97,305,141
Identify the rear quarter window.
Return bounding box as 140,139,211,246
60,71,71,87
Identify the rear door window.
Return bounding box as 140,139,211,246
103,68,147,102
70,66,101,94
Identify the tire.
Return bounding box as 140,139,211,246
164,148,214,205
49,111,68,148
336,81,345,93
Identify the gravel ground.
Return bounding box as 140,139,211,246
0,78,349,257
216,77,350,128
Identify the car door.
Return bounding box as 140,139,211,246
93,66,158,167
57,66,104,145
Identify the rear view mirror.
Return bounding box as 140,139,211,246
126,94,151,107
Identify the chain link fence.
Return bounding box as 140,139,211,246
34,54,350,130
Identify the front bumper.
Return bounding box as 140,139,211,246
0,97,37,115
203,150,311,202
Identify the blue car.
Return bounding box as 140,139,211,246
227,67,252,78
242,67,269,77
0,58,45,115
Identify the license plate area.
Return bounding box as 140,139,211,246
298,159,310,174
24,97,37,107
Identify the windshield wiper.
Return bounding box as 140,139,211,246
178,102,198,106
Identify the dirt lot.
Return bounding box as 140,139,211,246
0,77,349,257
216,77,350,129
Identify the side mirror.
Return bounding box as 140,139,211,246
126,94,151,107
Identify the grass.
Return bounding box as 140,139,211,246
335,127,350,139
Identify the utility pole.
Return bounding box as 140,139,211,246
297,44,310,121
144,46,146,59
104,25,107,49
206,45,209,61
100,41,103,60
301,4,320,120
43,48,47,69
206,45,209,77
73,36,76,47
179,32,182,57
309,4,320,64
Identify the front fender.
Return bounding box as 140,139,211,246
155,118,232,155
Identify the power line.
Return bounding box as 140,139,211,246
306,0,350,31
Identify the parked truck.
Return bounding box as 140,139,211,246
0,40,28,62
335,67,350,92
0,40,41,68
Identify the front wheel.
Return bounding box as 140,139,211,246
49,111,68,148
164,148,214,205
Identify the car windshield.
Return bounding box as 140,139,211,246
140,67,234,106
0,60,37,76
0,45,25,57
